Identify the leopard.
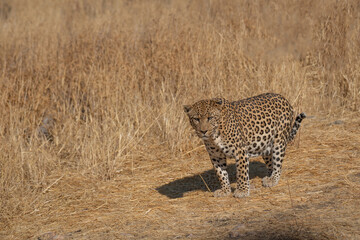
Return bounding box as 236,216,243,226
184,93,306,198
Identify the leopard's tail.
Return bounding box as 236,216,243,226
288,112,306,142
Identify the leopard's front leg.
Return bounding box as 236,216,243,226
205,143,231,197
234,149,250,198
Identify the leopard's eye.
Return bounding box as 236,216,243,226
193,118,200,123
208,116,213,121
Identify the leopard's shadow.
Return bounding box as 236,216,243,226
156,161,267,198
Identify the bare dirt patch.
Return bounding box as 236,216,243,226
2,115,359,239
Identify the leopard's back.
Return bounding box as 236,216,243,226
218,93,295,156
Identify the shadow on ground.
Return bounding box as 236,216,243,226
156,161,267,198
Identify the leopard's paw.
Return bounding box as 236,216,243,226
262,176,278,187
233,189,250,198
213,189,231,197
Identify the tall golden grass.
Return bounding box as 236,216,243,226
0,0,359,237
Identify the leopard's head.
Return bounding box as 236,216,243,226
184,98,226,140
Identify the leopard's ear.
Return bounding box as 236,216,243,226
212,98,226,106
183,105,192,113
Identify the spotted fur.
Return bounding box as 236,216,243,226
184,93,306,198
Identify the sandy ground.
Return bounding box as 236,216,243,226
2,114,360,240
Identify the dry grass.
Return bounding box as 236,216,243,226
0,0,359,239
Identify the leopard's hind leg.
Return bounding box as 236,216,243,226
262,155,273,177
262,139,286,187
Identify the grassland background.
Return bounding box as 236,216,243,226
0,0,359,239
